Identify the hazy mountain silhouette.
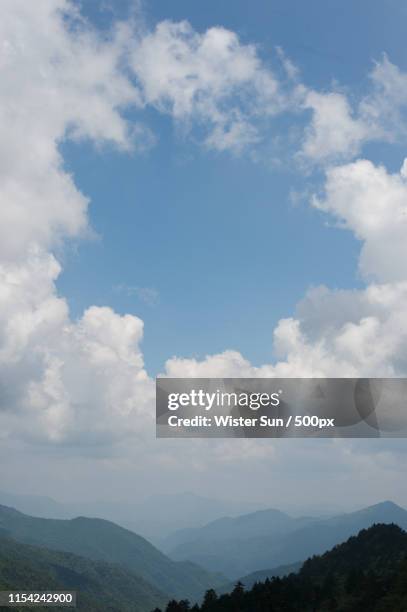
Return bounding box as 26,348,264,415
167,501,407,578
0,490,264,543
162,508,312,553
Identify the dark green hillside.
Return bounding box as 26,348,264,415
300,520,407,579
156,524,407,611
0,505,224,602
0,534,166,611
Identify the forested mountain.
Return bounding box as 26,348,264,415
0,534,166,611
156,523,407,612
168,501,407,578
0,504,225,601
2,501,407,612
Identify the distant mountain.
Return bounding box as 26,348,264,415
168,501,407,578
0,490,68,520
0,534,166,612
158,523,407,611
0,491,265,543
0,504,225,602
123,492,267,543
161,507,311,553
68,492,266,544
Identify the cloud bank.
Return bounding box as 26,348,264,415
1,0,407,473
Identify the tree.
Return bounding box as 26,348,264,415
201,588,218,610
232,581,245,598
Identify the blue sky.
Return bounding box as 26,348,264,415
2,0,407,510
57,0,407,375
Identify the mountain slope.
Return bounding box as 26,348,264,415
159,524,407,611
255,501,407,571
0,534,167,612
162,507,311,553
0,490,264,543
0,504,224,601
127,492,266,543
168,501,407,578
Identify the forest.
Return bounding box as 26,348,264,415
153,524,407,612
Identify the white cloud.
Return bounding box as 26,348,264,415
0,1,291,449
0,0,154,447
130,20,289,152
0,249,154,447
301,56,407,164
0,3,407,514
312,159,407,282
165,159,407,379
301,91,368,162
1,0,407,484
0,0,141,262
361,54,407,139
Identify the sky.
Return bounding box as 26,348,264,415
59,0,405,374
0,0,407,515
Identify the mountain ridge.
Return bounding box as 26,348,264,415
167,500,407,578
157,523,407,611
0,503,225,602
0,533,167,611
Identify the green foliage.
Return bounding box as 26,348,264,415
155,524,407,612
0,534,167,611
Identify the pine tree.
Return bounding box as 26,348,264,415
201,588,218,611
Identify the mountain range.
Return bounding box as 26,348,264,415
159,523,407,611
0,490,264,543
166,501,407,578
0,504,224,603
1,499,407,610
0,534,167,612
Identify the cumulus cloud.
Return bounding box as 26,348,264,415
301,56,407,164
0,249,155,447
1,0,407,478
0,1,292,449
0,0,140,262
313,159,407,282
0,0,155,447
130,20,294,152
0,1,308,450
301,91,368,162
164,160,407,379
